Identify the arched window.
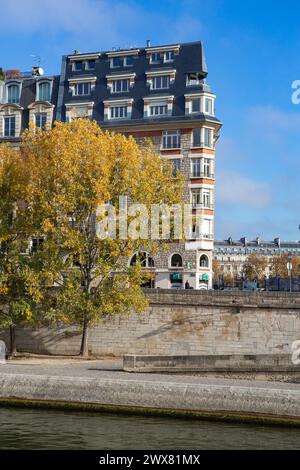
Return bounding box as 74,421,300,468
200,254,209,268
130,252,154,268
171,253,183,268
7,84,20,104
38,82,51,101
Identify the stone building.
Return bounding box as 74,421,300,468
56,41,222,289
0,67,59,146
214,237,300,283
0,41,222,290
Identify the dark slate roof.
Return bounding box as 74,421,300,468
58,41,216,125
214,238,300,251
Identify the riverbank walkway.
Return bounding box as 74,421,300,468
0,356,300,426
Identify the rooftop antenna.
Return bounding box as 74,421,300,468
30,54,42,66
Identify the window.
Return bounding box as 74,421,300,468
87,60,96,70
203,158,212,177
111,57,123,68
171,253,183,268
191,189,201,207
152,75,170,90
150,104,168,116
110,106,127,119
164,51,174,62
74,61,83,71
192,128,201,147
74,82,91,96
192,128,214,148
186,72,201,86
35,113,47,129
130,252,154,268
191,158,201,177
205,98,213,114
203,189,212,208
124,56,134,66
170,159,181,177
112,79,129,93
7,84,20,104
38,82,51,101
111,56,135,68
4,116,16,137
204,128,213,148
31,237,44,253
162,130,180,149
191,98,201,113
200,254,209,268
150,52,161,63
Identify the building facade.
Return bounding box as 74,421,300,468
0,67,59,146
214,237,300,284
0,41,222,289
57,41,222,289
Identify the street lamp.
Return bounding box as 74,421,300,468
287,255,293,293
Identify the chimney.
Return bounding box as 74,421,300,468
146,39,151,48
274,237,281,247
256,237,260,246
241,237,247,247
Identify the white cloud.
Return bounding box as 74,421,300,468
0,0,202,47
247,105,300,143
216,170,271,209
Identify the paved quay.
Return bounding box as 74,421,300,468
0,357,300,426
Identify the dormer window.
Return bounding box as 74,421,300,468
186,72,202,86
147,46,179,64
124,56,134,67
87,60,96,70
110,55,135,68
103,98,133,121
152,75,170,90
68,77,96,96
112,57,122,68
164,51,174,62
146,70,176,90
112,79,129,93
38,81,51,101
74,61,83,71
7,84,20,104
74,82,91,96
150,52,161,64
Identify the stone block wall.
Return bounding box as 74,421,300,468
1,290,300,357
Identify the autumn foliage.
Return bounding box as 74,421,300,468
0,120,184,356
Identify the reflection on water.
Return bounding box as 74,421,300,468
0,407,300,450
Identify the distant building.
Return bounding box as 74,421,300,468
214,237,300,282
0,67,59,146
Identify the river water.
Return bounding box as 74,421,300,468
0,407,300,450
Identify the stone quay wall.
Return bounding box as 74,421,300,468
1,290,300,357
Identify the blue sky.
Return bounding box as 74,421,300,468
1,0,300,241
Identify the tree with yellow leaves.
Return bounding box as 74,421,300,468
0,145,43,355
270,253,300,278
23,120,184,356
242,253,268,282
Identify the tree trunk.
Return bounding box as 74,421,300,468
79,318,89,357
10,325,17,357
